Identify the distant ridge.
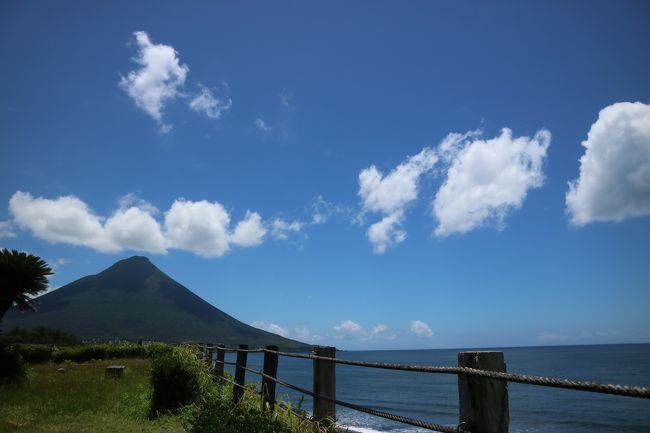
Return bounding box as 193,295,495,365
1,256,310,351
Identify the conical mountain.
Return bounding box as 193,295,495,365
1,256,310,351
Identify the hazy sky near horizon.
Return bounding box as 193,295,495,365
1,1,649,350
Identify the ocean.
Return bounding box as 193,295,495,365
221,344,650,433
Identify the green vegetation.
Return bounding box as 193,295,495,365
190,380,332,433
13,341,171,364
0,326,81,346
0,358,184,433
0,344,329,433
150,346,211,415
0,344,27,387
0,249,53,321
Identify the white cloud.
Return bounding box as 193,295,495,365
334,320,365,338
9,192,266,258
359,148,438,216
119,31,189,131
293,327,323,342
271,219,304,240
189,83,232,119
0,221,16,239
231,211,266,247
366,213,406,254
10,191,117,252
433,128,551,236
252,321,289,337
370,324,388,338
566,102,650,225
105,206,168,254
410,320,433,337
163,199,231,257
254,118,272,131
311,196,355,225
294,327,311,340
358,148,438,253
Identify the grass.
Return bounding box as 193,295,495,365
0,358,185,433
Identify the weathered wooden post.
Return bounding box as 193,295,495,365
313,346,336,423
233,344,248,403
261,345,279,411
205,344,214,367
458,351,509,433
214,343,225,379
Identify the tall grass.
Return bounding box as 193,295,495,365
189,377,335,433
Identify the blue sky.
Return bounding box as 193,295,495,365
1,1,649,350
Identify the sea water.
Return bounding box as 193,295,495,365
221,344,650,433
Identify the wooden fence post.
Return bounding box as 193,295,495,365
313,346,336,423
261,345,279,411
458,351,509,433
233,344,248,403
205,344,214,367
214,343,225,378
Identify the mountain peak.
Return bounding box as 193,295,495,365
1,256,311,350
96,255,161,287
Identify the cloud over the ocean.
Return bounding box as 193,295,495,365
566,102,650,225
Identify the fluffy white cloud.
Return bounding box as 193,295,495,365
334,320,365,339
410,320,433,337
164,199,231,257
358,148,438,253
10,191,117,252
119,31,189,131
0,221,16,239
189,84,232,119
252,321,289,337
566,102,650,225
271,219,304,240
359,148,438,216
9,192,267,258
433,128,551,236
366,213,406,254
231,211,266,247
105,207,168,254
370,324,388,338
254,118,272,131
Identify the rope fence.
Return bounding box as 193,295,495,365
199,343,650,433
262,348,650,399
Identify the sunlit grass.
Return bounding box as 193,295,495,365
0,358,185,433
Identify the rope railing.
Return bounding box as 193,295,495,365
200,343,650,433
238,364,462,433
259,348,650,400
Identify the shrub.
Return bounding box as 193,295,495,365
0,326,81,346
15,344,53,363
189,380,325,433
0,343,28,386
149,345,210,415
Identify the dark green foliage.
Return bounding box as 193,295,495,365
2,256,310,351
0,325,81,345
14,341,171,363
149,345,210,415
0,343,28,386
0,249,53,321
15,344,53,363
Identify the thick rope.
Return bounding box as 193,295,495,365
217,375,246,391
264,349,650,399
241,365,463,433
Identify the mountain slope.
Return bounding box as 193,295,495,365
1,256,310,351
